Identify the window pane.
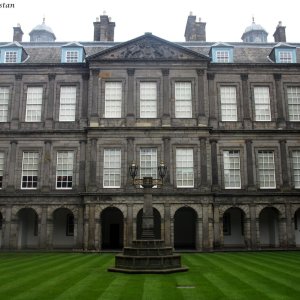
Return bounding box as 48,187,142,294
258,151,276,188
176,148,194,187
5,51,17,63
140,82,157,118
175,82,192,118
56,151,74,189
103,149,121,187
105,82,122,118
292,151,300,188
140,148,157,178
25,87,43,122
223,150,241,189
66,51,79,63
254,87,271,121
287,87,300,121
0,152,4,188
220,86,237,121
216,50,229,63
59,86,76,121
279,51,292,63
21,152,39,189
0,87,9,122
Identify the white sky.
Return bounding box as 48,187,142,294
0,0,299,43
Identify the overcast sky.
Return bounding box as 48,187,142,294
0,0,299,43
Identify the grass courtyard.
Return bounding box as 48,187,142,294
0,251,299,300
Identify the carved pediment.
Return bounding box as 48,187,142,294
87,34,209,61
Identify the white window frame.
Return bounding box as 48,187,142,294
25,87,43,122
254,87,271,121
65,50,79,63
175,82,192,118
216,50,229,63
223,150,241,189
56,151,74,189
4,51,17,63
103,149,121,188
176,148,194,188
257,150,276,189
0,87,9,122
21,152,39,189
59,86,76,121
140,82,157,118
105,82,122,118
292,150,300,189
279,51,292,63
287,87,300,121
0,152,4,189
140,148,157,179
220,86,237,121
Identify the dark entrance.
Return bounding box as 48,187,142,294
174,207,197,250
101,207,124,249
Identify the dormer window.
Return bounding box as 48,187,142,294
61,43,85,63
4,51,17,63
65,50,79,63
216,50,230,63
269,43,296,63
210,43,234,63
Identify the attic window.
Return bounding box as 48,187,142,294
216,50,229,63
65,50,79,63
4,51,17,63
278,51,292,63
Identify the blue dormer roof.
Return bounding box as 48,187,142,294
209,42,234,63
269,43,297,63
0,42,27,63
61,42,85,63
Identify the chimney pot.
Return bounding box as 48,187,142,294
273,21,286,42
13,24,23,42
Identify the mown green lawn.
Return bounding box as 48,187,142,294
0,251,299,300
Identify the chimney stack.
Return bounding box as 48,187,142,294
184,13,206,42
13,24,23,42
93,12,115,41
273,21,286,42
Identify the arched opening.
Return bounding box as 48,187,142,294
53,208,75,249
174,207,197,250
136,208,161,239
259,207,280,248
294,208,300,247
223,207,246,248
0,212,3,249
101,207,124,250
17,208,39,249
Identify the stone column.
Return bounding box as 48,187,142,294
39,205,47,249
89,69,99,127
76,205,84,250
199,137,208,190
197,69,207,126
81,73,89,126
11,74,22,129
83,204,89,250
213,204,221,248
207,73,217,128
202,203,210,250
162,137,171,186
42,140,51,192
46,207,53,249
279,215,288,248
241,74,252,129
274,74,286,128
126,203,133,246
249,204,257,249
210,139,219,191
126,68,135,126
9,214,18,249
285,203,295,248
45,73,55,129
7,141,18,191
126,137,135,186
246,139,255,190
279,140,289,190
244,215,251,249
79,140,87,192
162,69,171,126
3,206,12,249
164,203,171,246
196,216,203,250
94,211,100,251
88,203,96,250
88,138,97,191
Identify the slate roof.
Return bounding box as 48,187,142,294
1,39,300,64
